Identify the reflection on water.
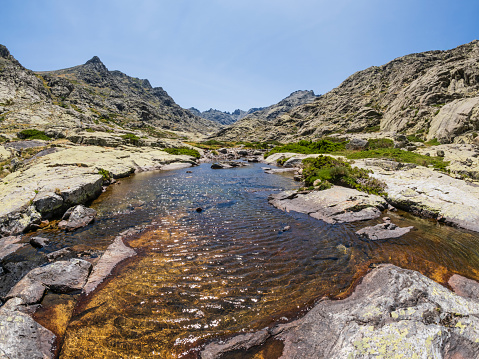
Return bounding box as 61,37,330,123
32,163,479,358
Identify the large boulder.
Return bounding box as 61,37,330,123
0,236,26,261
269,186,388,224
202,265,479,358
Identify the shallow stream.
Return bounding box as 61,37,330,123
22,162,479,358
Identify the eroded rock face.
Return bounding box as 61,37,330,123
202,265,479,359
269,186,388,224
213,41,479,143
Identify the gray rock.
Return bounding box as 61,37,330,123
0,309,56,359
202,265,479,358
33,192,64,215
0,236,26,261
448,274,479,302
58,205,97,231
436,149,445,157
29,236,49,248
356,221,414,240
346,138,368,150
46,247,73,261
269,186,388,224
5,258,92,304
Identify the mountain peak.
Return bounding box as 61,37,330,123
85,56,103,65
0,44,11,60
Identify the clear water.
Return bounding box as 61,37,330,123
26,163,479,358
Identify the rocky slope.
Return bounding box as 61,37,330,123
0,45,219,140
214,41,479,143
192,90,317,127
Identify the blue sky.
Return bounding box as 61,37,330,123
2,0,478,112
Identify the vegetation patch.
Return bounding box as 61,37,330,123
302,155,386,195
366,138,393,149
425,138,440,146
120,133,140,145
406,134,424,142
346,148,448,171
163,147,200,158
17,129,51,141
98,168,111,181
265,139,348,158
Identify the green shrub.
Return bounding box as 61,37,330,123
346,148,448,171
406,135,424,142
85,128,95,132
163,147,200,159
121,133,140,145
302,155,386,195
425,138,440,146
366,138,394,149
98,168,111,181
265,139,348,158
276,157,291,166
17,129,51,141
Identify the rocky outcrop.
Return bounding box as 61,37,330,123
0,144,197,236
354,159,479,232
212,41,479,143
201,264,479,358
269,186,388,224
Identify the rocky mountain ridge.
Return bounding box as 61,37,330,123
191,90,317,126
0,45,219,140
214,41,479,143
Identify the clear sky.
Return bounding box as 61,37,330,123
1,0,478,112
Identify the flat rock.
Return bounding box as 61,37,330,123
0,236,26,261
355,160,479,232
0,145,196,236
0,309,56,359
83,236,136,295
5,258,92,304
202,265,479,358
356,221,414,240
269,186,388,224
58,204,96,231
29,236,49,248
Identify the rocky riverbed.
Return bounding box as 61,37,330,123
2,144,479,358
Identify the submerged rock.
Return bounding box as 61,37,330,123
83,236,136,295
269,186,388,224
202,265,479,358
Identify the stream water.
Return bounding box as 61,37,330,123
23,162,479,358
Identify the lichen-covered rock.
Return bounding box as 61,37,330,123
0,308,56,359
269,186,388,224
202,265,479,358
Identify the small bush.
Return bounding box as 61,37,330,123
265,139,348,158
346,147,448,171
163,147,200,159
121,133,140,145
98,168,111,181
425,138,440,146
18,129,51,141
366,138,393,150
302,155,386,195
406,134,424,142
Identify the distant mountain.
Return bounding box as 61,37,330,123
212,41,479,144
0,45,219,139
192,90,317,128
